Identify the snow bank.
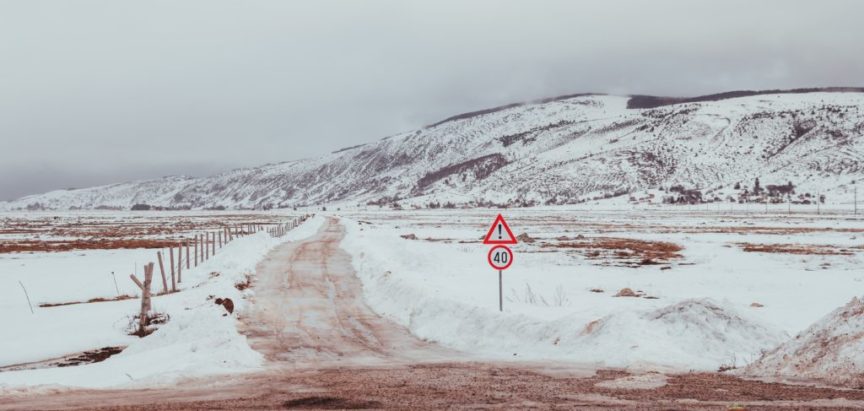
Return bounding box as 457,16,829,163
742,297,864,387
0,215,324,391
341,218,786,371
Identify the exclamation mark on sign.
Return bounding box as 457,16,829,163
498,224,502,239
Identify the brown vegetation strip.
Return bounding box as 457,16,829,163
543,237,683,266
0,215,283,238
39,294,136,308
0,346,126,373
738,243,856,256
0,239,188,254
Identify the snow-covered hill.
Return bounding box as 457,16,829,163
5,89,864,210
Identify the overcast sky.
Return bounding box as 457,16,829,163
1,0,863,200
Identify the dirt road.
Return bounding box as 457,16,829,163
239,218,451,367
6,218,864,410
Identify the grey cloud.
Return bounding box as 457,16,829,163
1,0,863,199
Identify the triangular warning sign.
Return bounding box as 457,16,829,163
483,214,517,245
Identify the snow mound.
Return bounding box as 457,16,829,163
579,299,787,370
742,297,864,388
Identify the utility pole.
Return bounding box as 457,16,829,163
817,193,821,215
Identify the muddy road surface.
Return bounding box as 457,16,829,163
5,218,864,410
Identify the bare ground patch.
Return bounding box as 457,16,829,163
17,365,864,410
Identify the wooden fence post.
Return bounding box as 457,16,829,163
177,244,182,285
218,231,222,248
211,232,216,256
194,236,199,266
169,247,176,292
205,233,210,260
157,251,168,294
186,242,190,270
138,262,154,336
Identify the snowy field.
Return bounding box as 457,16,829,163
2,207,863,392
0,211,322,392
339,208,864,372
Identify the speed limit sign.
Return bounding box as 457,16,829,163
487,245,513,270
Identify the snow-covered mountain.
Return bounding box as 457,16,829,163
5,89,864,210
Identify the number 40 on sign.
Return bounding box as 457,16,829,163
487,245,513,270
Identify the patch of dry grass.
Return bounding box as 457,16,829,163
737,243,855,256
543,236,683,266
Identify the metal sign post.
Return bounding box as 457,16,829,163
499,270,503,311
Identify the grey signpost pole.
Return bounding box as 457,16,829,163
499,270,503,312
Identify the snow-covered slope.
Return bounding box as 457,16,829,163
6,90,864,210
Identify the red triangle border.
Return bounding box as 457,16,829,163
483,214,518,245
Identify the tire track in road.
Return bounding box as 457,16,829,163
239,217,451,367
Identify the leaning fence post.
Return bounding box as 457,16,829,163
130,273,144,292
185,242,190,270
157,251,168,294
18,280,34,314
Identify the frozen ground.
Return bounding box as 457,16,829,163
339,208,864,372
2,207,864,395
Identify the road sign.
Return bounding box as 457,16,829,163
487,245,513,270
483,214,517,245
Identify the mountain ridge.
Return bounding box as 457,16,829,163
5,88,864,211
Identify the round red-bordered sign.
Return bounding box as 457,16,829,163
487,245,514,270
